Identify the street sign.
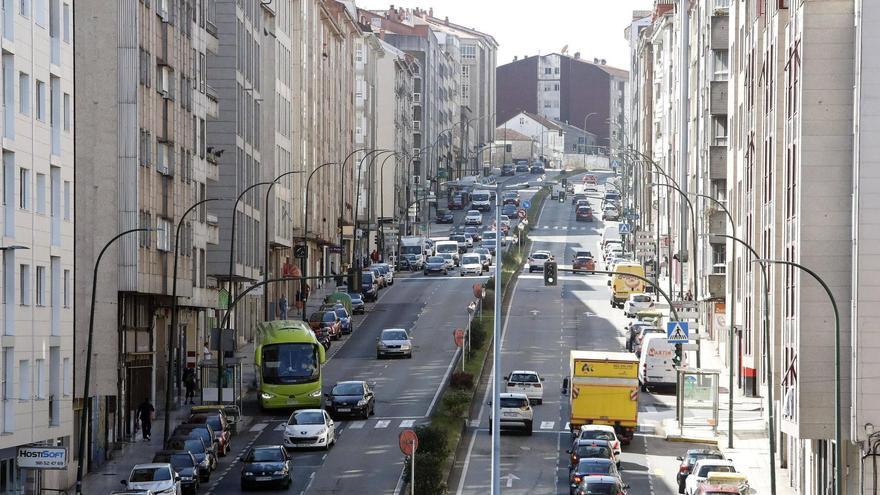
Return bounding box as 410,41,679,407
618,224,632,234
627,212,640,220
399,430,418,456
667,321,689,343
293,245,308,259
522,199,531,209
453,328,465,347
17,447,68,469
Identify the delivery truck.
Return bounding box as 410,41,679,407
567,350,639,444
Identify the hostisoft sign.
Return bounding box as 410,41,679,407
17,446,68,469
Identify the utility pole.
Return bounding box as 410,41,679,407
677,0,691,299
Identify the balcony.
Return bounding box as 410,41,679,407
707,273,726,299
709,145,726,179
206,85,219,119
710,14,729,50
710,81,728,115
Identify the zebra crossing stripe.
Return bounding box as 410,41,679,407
375,420,391,428
348,421,365,429
399,419,416,428
540,421,555,430
273,423,286,431
249,423,268,432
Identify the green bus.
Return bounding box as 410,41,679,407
255,320,327,410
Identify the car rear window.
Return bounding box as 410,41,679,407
500,397,528,408
509,373,538,383
579,430,615,441
697,465,735,477
633,295,652,302
130,467,171,482
579,482,620,494
576,445,612,458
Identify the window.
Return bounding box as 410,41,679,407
3,348,14,431
156,217,171,251
544,67,552,75
35,265,44,305
63,180,70,220
19,264,29,305
62,269,69,307
139,211,151,247
19,0,29,17
19,168,30,209
18,72,29,115
62,357,71,395
18,360,29,400
35,358,44,398
461,44,476,60
35,173,45,214
35,79,45,121
62,92,70,131
554,67,559,74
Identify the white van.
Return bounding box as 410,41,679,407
638,334,680,390
434,240,460,266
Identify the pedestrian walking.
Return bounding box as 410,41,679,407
278,294,289,320
183,368,197,405
137,398,155,441
202,341,212,362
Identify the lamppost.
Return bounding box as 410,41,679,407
301,162,338,320
582,112,597,170
378,152,400,261
164,198,223,446
754,258,840,495
342,149,387,262
264,171,302,321
75,228,154,495
354,149,394,269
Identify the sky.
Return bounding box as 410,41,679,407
361,0,653,70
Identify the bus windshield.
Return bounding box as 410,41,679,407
472,192,490,201
400,245,422,255
261,343,319,385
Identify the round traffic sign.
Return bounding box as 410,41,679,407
453,328,465,347
399,429,418,456
473,283,483,298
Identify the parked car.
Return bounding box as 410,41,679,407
684,460,738,495
370,267,386,288
491,392,533,434
530,165,545,174
623,293,654,317
504,370,544,404
283,409,337,449
121,463,181,495
376,328,413,359
528,251,553,272
676,449,726,494
347,292,366,314
165,436,212,480
435,209,454,224
171,424,219,467
186,412,231,456
331,305,353,334
603,206,620,221
373,263,394,285
361,271,378,302
501,163,515,176
423,256,448,276
325,380,376,418
151,451,199,494
515,163,530,173
308,310,342,340
239,445,291,490
464,210,483,226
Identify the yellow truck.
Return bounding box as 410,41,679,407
568,350,639,444
610,262,646,308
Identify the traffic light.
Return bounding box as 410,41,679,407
544,261,558,286
673,343,683,367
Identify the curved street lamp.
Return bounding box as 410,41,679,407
263,171,303,320
301,162,339,319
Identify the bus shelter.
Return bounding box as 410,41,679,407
676,367,720,437
199,356,244,411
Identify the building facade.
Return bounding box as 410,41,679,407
497,111,563,167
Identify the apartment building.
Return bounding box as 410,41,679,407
497,111,563,168
75,0,219,477
0,0,74,491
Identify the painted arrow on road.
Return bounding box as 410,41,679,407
529,310,540,317
500,473,520,488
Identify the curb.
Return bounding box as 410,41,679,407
665,435,719,445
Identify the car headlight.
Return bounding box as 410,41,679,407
357,399,368,406
261,391,275,400
401,343,412,349
244,471,254,476
378,342,387,349
309,389,322,398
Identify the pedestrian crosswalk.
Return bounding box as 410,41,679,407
249,418,424,433
531,225,598,231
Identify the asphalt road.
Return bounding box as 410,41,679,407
450,172,688,495
200,171,541,495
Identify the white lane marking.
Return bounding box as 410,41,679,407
399,419,416,428
274,423,286,431
469,419,480,427
565,422,570,431
540,421,555,430
250,422,268,432
347,421,365,429
375,420,391,429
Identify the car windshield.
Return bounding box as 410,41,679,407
531,253,549,260
576,445,612,458
578,207,590,213
334,309,348,318
436,244,458,254
169,454,194,469
289,411,325,425
462,256,480,264
183,439,205,454
322,312,336,323
203,417,221,431
332,383,364,396
382,330,408,341
697,465,735,477
427,256,444,263
347,292,362,300
580,430,615,441
247,448,284,462
130,467,171,482
261,343,319,385
579,482,620,494
451,236,465,242
500,397,528,408
362,273,373,284
510,373,538,383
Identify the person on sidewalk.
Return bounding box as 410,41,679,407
278,294,289,320
183,368,197,405
137,398,155,441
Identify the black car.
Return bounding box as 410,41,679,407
361,271,378,301
567,438,613,470
239,445,291,490
152,450,200,494
325,381,375,419
435,209,454,223
572,475,629,495
172,424,218,469
347,292,366,314
515,163,530,173
501,204,518,217
501,164,515,176
530,165,545,174
569,459,619,495
675,448,725,493
166,436,212,481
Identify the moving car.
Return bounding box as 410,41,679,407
449,234,470,252
572,255,596,273
501,203,518,218
121,463,181,495
502,191,520,206
283,409,337,449
583,174,599,185
459,253,483,276
376,328,413,359
151,451,199,495
239,445,292,490
676,449,726,494
325,381,375,418
515,163,530,173
528,251,553,272
567,439,614,470
684,459,738,495
571,192,588,205
434,240,461,266
438,252,456,269
571,475,629,495
577,425,622,466
623,293,654,317
448,195,465,209
569,459,621,495
464,226,481,242
482,238,497,255
530,165,545,174
423,256,448,276
603,205,620,221
435,209,454,224
505,370,544,404
361,271,378,302
464,209,483,225
491,392,533,434
576,206,594,222
501,163,515,176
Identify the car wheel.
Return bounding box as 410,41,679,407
525,421,533,435
536,398,543,405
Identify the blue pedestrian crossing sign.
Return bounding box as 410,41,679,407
667,321,689,343
522,200,531,209
618,224,632,234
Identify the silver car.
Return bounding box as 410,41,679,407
376,328,413,359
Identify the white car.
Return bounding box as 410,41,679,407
459,254,483,276
578,425,622,467
123,463,181,495
527,251,553,272
492,392,533,434
464,210,483,225
474,247,493,265
283,409,337,450
603,206,620,221
504,370,544,404
684,459,738,495
438,252,456,269
623,294,654,317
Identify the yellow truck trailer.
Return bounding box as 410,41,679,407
568,350,640,444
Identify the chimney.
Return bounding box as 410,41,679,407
513,56,518,61
429,7,433,17
574,52,580,60
445,16,449,25
594,58,599,64
601,59,606,65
